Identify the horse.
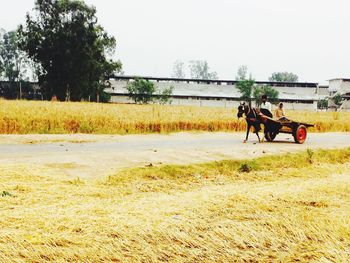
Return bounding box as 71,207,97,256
237,102,263,143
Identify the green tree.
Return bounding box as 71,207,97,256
0,30,28,81
18,0,122,102
0,29,31,98
236,79,256,106
317,99,328,110
235,66,255,106
333,94,343,106
189,60,218,80
126,78,156,104
126,78,173,105
269,72,299,82
253,86,279,106
158,86,174,105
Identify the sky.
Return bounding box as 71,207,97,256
1,0,349,84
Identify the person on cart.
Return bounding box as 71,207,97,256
260,95,273,118
275,102,289,121
275,102,285,118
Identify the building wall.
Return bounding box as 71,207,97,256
108,79,319,110
339,100,350,112
339,81,350,96
318,87,330,96
329,79,343,92
110,94,316,111
329,79,350,94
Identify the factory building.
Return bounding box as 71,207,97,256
107,76,326,110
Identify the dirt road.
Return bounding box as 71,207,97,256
1,132,350,179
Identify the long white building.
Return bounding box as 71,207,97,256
107,76,327,110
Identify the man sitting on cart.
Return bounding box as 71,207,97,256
259,95,273,118
275,102,289,121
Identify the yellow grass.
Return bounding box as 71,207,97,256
1,148,350,261
1,100,350,134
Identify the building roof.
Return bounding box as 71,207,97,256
329,78,350,82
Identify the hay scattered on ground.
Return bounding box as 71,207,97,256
0,148,349,261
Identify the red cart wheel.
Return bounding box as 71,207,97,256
294,125,307,144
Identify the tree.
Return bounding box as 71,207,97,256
0,29,31,98
317,99,328,110
126,78,156,104
236,65,249,81
158,86,174,105
0,34,3,77
253,86,279,106
333,94,343,106
172,60,186,79
126,78,173,104
189,60,218,80
235,66,279,106
0,30,28,82
269,72,299,82
18,0,122,102
235,65,255,106
236,79,256,106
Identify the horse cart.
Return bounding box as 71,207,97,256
260,115,314,144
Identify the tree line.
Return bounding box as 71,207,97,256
172,60,299,83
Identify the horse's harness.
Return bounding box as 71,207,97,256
245,106,259,123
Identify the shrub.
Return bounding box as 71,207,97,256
238,162,256,173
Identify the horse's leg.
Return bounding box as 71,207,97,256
263,124,268,142
254,123,262,143
244,123,251,143
258,123,264,142
256,131,261,142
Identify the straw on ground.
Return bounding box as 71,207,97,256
0,148,349,261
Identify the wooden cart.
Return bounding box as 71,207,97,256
260,116,314,144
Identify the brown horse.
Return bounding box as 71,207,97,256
237,102,263,143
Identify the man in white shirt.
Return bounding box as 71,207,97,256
260,95,273,118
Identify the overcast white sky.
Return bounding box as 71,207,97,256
1,0,349,84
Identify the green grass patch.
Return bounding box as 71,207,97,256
106,147,350,187
1,191,13,197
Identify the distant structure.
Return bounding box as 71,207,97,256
328,78,350,111
107,76,327,110
0,81,41,100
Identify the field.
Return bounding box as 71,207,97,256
1,100,350,261
1,148,350,261
1,100,350,134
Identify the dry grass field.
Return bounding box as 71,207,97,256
1,100,350,134
1,148,350,262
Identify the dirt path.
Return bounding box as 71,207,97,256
1,132,350,179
